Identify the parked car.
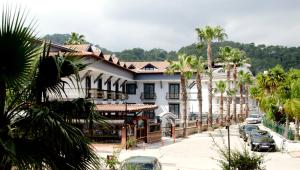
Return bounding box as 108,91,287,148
120,156,162,170
248,130,276,151
239,124,260,141
245,114,262,124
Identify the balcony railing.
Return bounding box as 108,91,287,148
140,92,156,100
87,89,128,100
166,93,180,100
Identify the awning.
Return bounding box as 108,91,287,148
104,119,124,124
96,104,158,113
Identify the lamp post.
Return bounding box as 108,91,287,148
226,117,231,169
125,102,128,150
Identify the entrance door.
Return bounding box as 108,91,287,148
136,119,147,142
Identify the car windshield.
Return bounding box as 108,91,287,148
249,114,259,118
253,131,270,137
245,126,259,132
122,163,154,170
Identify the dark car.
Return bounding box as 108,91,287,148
120,156,162,170
239,124,259,141
248,130,276,151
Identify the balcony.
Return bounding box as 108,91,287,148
87,89,128,100
166,93,180,100
140,92,156,100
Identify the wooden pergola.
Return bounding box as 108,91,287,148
93,104,161,146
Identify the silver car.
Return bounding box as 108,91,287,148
245,114,262,124
120,156,162,170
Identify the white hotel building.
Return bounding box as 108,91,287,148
49,43,254,126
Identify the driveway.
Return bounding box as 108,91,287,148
96,124,300,170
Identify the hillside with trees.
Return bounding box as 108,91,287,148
43,34,300,75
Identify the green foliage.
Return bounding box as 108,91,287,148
263,117,294,140
215,80,227,94
43,33,300,75
179,41,300,75
210,132,265,170
0,8,100,169
0,8,39,89
65,32,87,45
100,149,121,170
43,33,71,44
126,137,137,149
115,48,177,61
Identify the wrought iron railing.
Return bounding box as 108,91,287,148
87,89,128,100
166,92,180,99
140,92,156,100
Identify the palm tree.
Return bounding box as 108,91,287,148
237,70,246,118
190,55,205,131
195,26,227,129
226,89,235,123
218,46,233,123
230,48,247,123
65,32,86,45
0,8,100,169
214,81,226,124
165,54,193,137
0,9,39,169
243,72,253,117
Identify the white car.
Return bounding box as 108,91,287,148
245,114,262,124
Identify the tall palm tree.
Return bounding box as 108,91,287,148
65,32,86,45
218,46,233,123
0,8,100,169
195,26,227,128
244,72,253,117
230,48,247,123
214,80,226,124
237,70,246,117
190,55,205,131
226,89,235,123
165,54,193,137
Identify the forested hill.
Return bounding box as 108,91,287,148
43,33,300,75
179,41,300,75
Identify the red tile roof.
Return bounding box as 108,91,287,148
64,44,91,52
124,61,170,73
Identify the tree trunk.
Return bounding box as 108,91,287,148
245,84,249,117
220,93,223,125
181,75,188,137
295,117,299,140
207,42,213,129
239,84,243,121
196,72,203,132
226,64,231,123
233,64,237,123
284,114,290,139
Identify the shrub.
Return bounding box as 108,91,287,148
126,137,137,149
210,131,266,170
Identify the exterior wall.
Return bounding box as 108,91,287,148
50,58,134,105
55,58,255,123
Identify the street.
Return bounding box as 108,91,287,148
95,124,300,170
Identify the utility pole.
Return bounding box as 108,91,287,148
226,123,231,169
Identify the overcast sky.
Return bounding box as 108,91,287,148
2,0,300,51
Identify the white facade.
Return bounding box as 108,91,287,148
49,44,255,124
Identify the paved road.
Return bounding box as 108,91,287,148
96,124,300,170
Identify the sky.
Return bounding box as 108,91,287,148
2,0,300,51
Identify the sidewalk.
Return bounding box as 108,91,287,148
259,124,300,157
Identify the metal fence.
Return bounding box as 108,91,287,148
262,118,294,140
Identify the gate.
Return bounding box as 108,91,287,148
161,123,172,137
